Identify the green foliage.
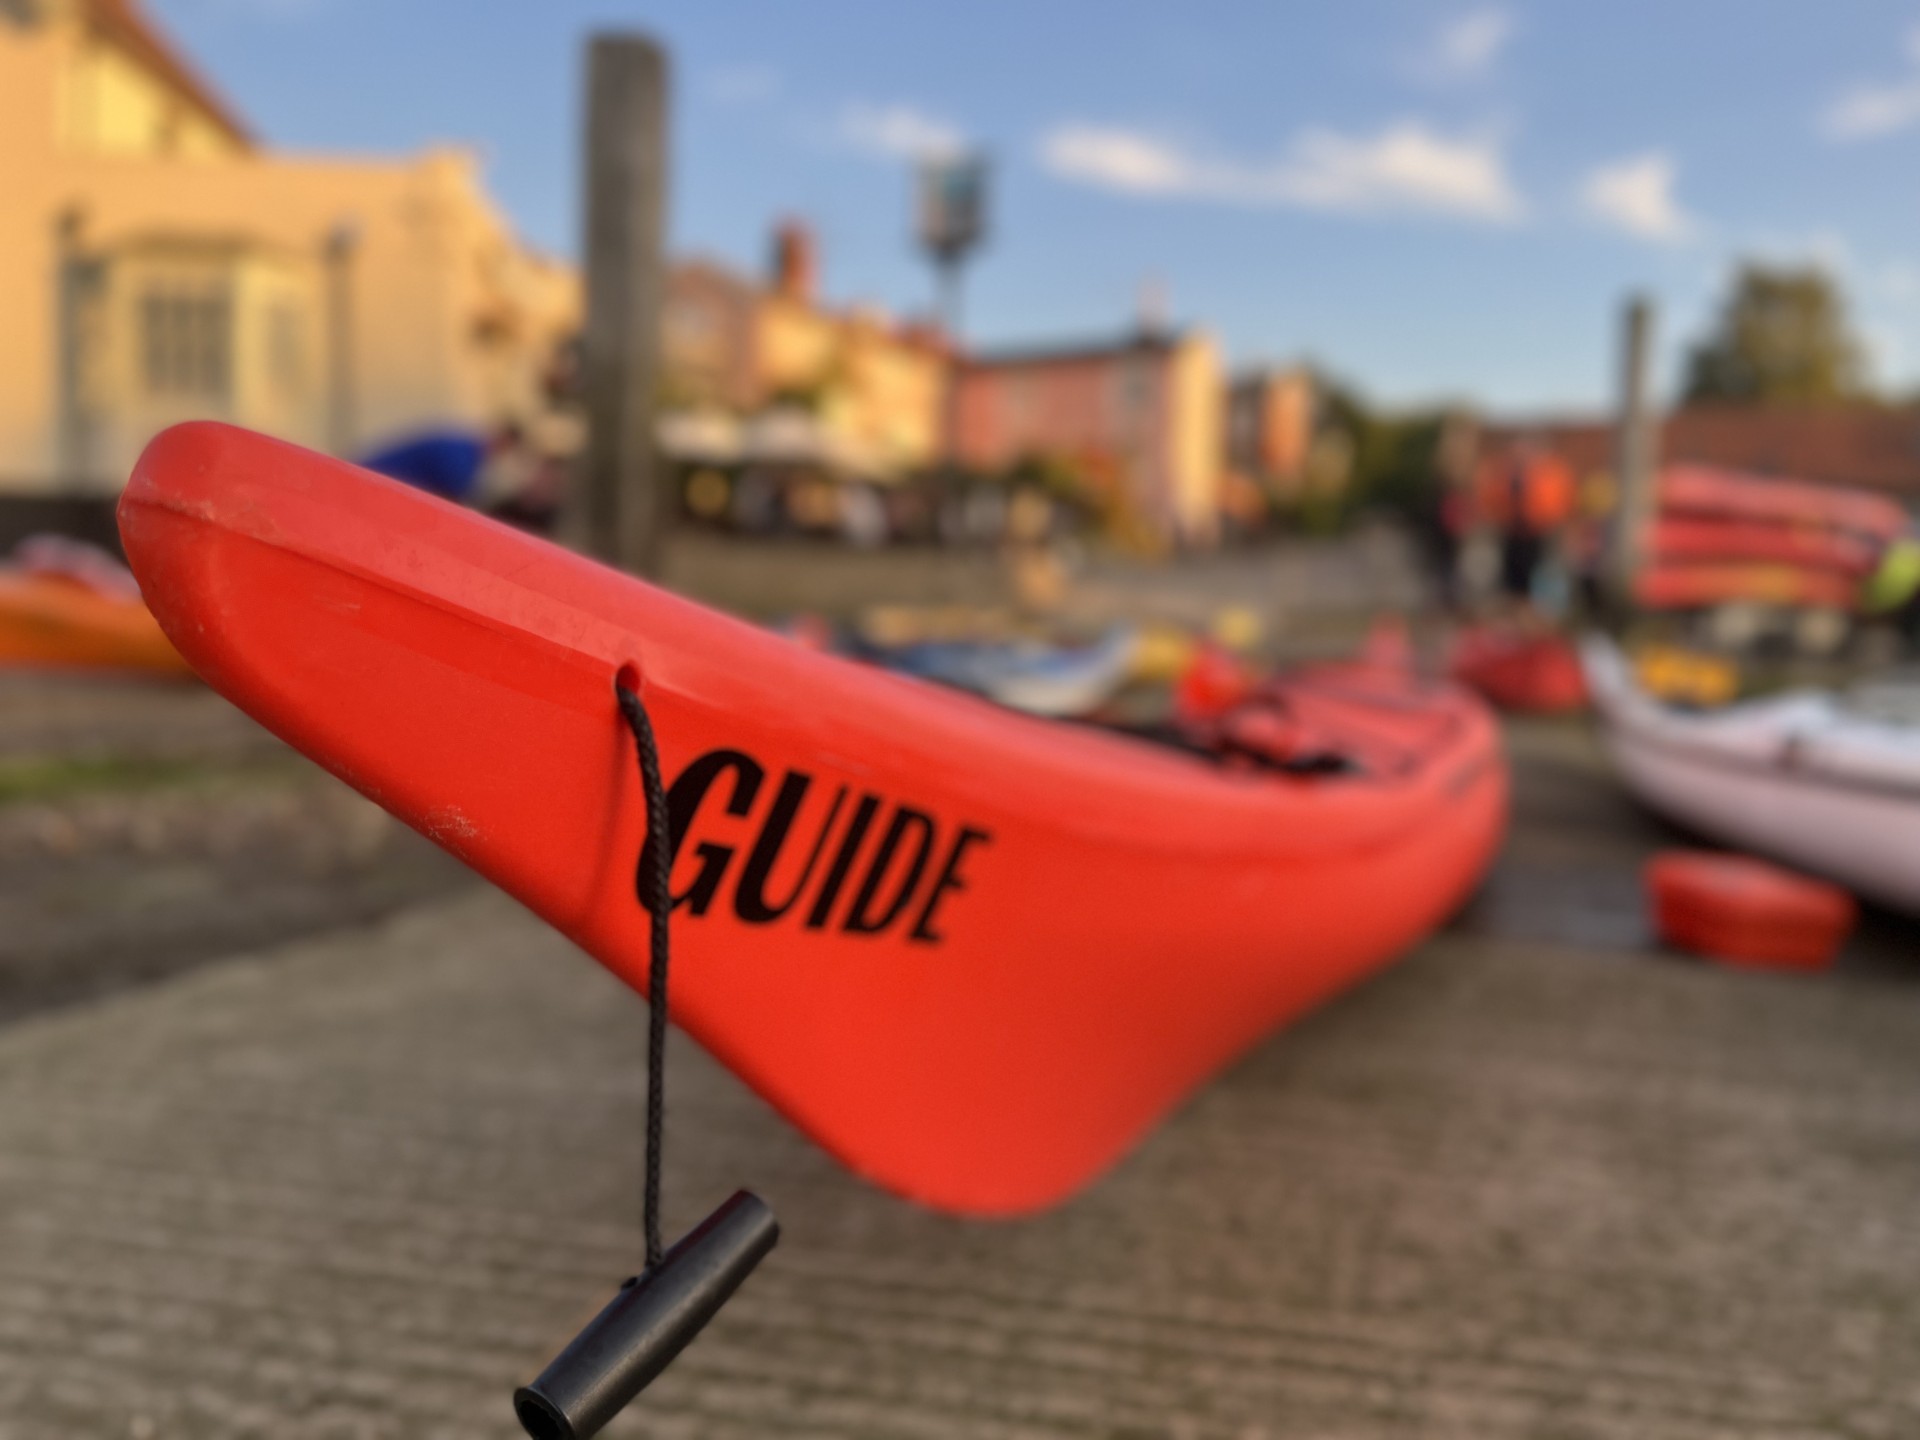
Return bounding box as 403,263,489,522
1683,263,1872,405
1005,451,1080,500
765,379,832,413
1354,412,1446,512
0,754,203,805
1290,483,1348,537
1297,369,1448,527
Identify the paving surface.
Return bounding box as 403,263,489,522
0,675,473,1023
7,651,1920,1438
6,835,1920,1437
660,524,1427,629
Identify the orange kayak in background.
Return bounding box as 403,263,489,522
119,423,1507,1215
0,570,192,676
1658,465,1907,542
1648,516,1880,577
1635,561,1859,612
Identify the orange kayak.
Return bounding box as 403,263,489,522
1658,465,1906,542
1635,561,1859,612
0,571,192,676
1648,516,1880,576
119,423,1507,1215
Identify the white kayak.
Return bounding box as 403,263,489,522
1583,636,1920,913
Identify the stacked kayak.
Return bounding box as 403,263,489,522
0,536,191,677
1584,635,1920,914
1659,466,1905,540
1637,466,1904,613
1648,517,1879,575
119,422,1508,1215
1635,563,1858,612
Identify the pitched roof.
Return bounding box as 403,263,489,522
1663,406,1920,495
965,327,1185,372
1481,405,1920,498
84,0,255,150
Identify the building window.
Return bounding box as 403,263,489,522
1112,360,1154,432
267,303,305,396
140,282,230,399
1008,372,1038,434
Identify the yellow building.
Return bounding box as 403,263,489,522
661,223,1231,544
662,221,949,479
0,0,578,515
952,328,1225,548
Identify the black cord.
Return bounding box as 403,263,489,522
615,681,670,1273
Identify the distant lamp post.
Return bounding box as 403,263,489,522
323,220,361,457
54,207,92,494
1609,294,1659,611
917,152,988,341
576,31,671,576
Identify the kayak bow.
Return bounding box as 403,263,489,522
119,423,1506,1214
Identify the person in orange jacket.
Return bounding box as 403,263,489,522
1477,445,1575,613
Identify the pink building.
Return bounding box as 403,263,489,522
951,328,1223,546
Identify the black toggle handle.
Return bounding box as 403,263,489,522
513,1191,779,1440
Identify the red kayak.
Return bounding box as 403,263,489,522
119,424,1507,1215
1635,561,1859,612
1658,465,1906,543
1447,626,1587,715
1648,516,1879,577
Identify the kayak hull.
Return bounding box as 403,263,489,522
1634,562,1858,612
1448,627,1588,714
120,423,1507,1214
1658,465,1906,542
1585,638,1920,914
1648,517,1878,576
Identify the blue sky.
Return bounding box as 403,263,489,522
156,0,1920,412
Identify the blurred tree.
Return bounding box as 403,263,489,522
1355,414,1445,513
1297,369,1446,529
1682,264,1871,404
1006,451,1100,527
765,377,833,412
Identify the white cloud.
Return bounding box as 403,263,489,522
1579,152,1694,242
838,102,967,162
1821,25,1920,140
1040,128,1193,194
1415,7,1515,83
1039,120,1525,224
708,65,780,106
1822,80,1920,139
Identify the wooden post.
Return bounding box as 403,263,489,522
323,222,359,457
574,33,670,575
1609,294,1658,607
53,208,90,494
